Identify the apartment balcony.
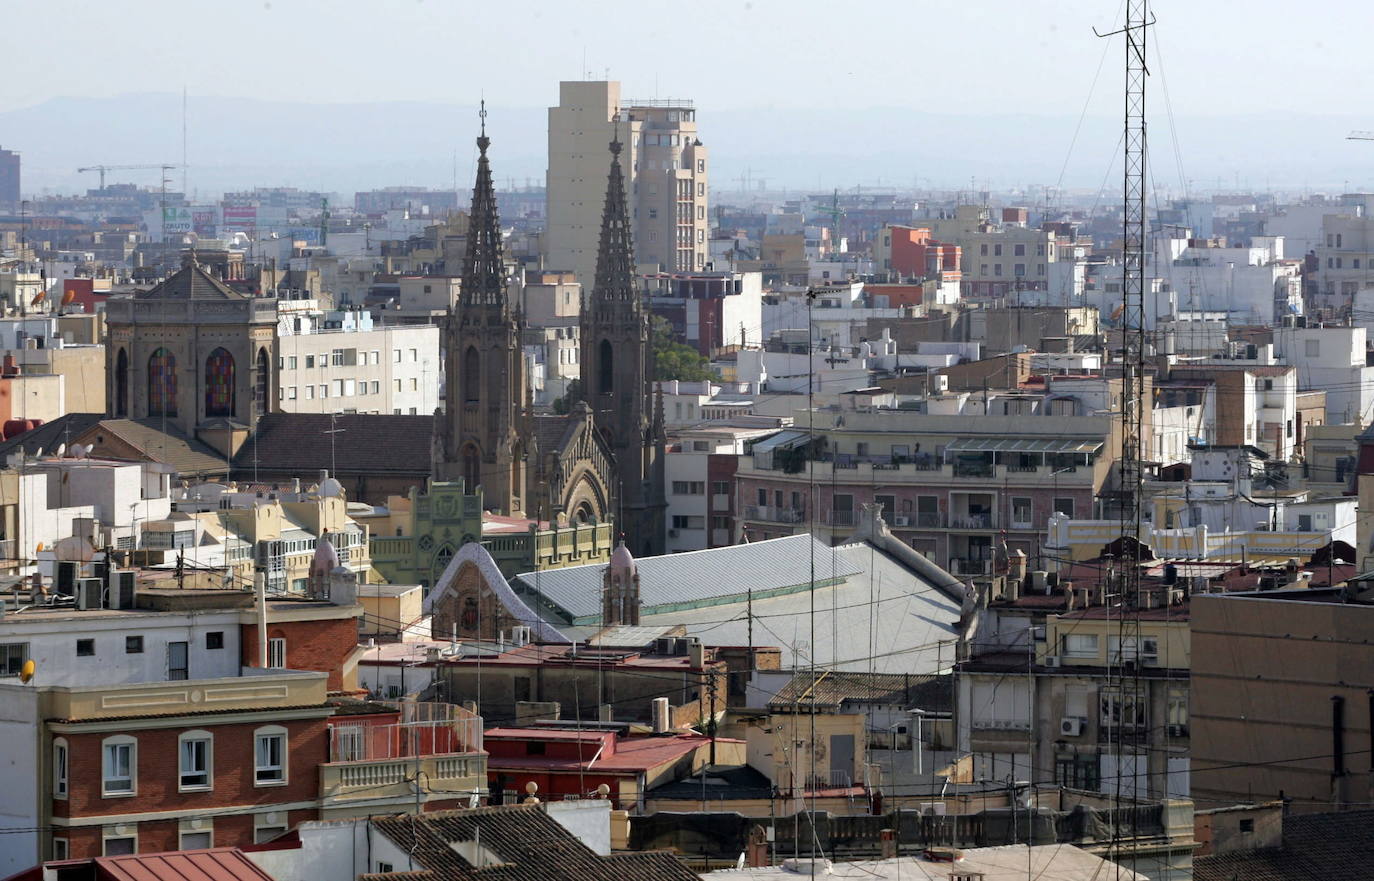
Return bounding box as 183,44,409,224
949,557,993,576
321,704,486,807
741,456,1096,488
743,505,806,524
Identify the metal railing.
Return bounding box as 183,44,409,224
329,701,483,761
743,505,806,524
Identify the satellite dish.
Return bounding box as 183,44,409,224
19,659,35,683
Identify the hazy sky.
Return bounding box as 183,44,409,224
4,0,1368,120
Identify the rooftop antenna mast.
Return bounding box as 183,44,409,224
1096,0,1152,872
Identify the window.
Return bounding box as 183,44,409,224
1014,244,1026,256
410,349,418,362
697,183,705,197
1109,635,1159,664
1062,633,1099,659
206,631,224,650
77,639,94,657
376,864,394,874
52,839,68,860
393,349,401,362
305,385,314,399
168,641,188,680
179,732,212,790
102,737,135,796
1014,263,1026,277
53,739,68,798
1167,686,1189,737
287,386,297,400
1052,497,1075,517
180,830,212,850
1239,819,1254,834
125,636,144,654
394,379,402,392
1012,497,1032,526
994,263,1003,276
1100,686,1147,733
254,728,287,784
103,834,136,856
757,489,767,506
410,378,418,390
1055,755,1099,790
697,158,705,173
268,637,286,668
980,244,988,256
0,642,28,676
287,356,298,369
711,481,729,495
671,481,705,495
994,244,1003,257
305,355,315,368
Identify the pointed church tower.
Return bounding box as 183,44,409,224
435,104,529,515
581,133,666,555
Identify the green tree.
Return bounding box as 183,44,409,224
652,316,716,382
552,378,583,414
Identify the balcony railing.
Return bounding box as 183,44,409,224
321,753,486,799
743,505,806,524
948,513,996,529
826,510,856,527
330,701,484,762
949,557,992,576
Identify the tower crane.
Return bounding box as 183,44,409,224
76,163,185,191
813,189,845,255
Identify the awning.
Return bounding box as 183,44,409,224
750,429,810,453
944,437,1104,455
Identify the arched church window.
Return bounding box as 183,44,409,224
204,348,236,417
254,348,270,416
114,348,129,417
432,543,456,582
147,348,177,417
463,346,480,405
598,340,613,394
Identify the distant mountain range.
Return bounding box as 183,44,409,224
2,93,1371,199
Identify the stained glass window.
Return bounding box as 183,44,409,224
148,348,177,417
205,348,235,417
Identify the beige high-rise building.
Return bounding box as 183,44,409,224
545,80,709,285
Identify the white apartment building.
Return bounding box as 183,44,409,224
1272,323,1374,424
2,457,174,570
1314,212,1374,313
545,80,709,285
664,420,787,552
277,300,439,415
1151,236,1302,325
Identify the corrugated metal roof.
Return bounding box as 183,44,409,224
514,534,860,623
95,849,276,881
945,436,1103,454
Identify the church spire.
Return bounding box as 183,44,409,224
591,126,638,308
461,100,506,309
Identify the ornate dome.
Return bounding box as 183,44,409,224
609,541,636,577
311,534,340,576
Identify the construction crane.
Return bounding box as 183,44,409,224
76,163,185,191
813,189,844,255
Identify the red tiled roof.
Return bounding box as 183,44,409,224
93,849,275,881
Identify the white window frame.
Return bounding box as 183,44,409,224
178,731,213,792
267,637,286,669
1062,633,1099,659
53,738,68,799
102,735,136,797
178,819,213,850
52,838,68,860
254,726,288,786
102,829,137,856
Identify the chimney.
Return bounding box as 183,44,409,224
879,828,897,860
652,697,671,733
747,826,770,868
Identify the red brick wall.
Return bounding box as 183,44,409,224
61,809,315,860
241,617,359,691
58,715,327,855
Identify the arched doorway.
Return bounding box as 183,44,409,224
114,348,129,417
204,348,235,417
147,348,177,417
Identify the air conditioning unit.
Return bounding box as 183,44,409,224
1060,716,1086,737
76,578,104,611
107,571,136,609
893,515,911,526
1043,655,1061,668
